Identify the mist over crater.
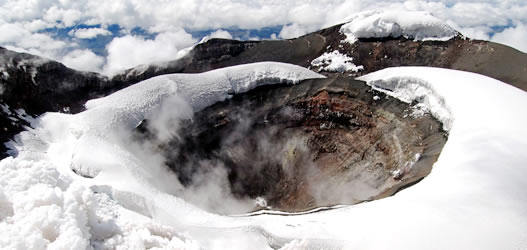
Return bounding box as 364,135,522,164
135,77,447,214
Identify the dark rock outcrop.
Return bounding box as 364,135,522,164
0,47,111,157
0,47,109,114
114,24,527,92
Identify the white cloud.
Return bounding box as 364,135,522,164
104,30,196,75
0,23,26,44
279,23,315,39
208,29,233,40
448,24,492,40
0,1,525,35
43,6,82,27
491,24,527,53
0,0,526,74
61,49,105,72
23,19,51,32
69,27,112,39
0,22,68,59
288,4,326,26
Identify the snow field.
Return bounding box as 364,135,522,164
1,61,526,248
340,10,458,43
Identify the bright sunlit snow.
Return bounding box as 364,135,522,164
1,61,527,249
340,10,458,43
310,50,364,73
0,62,325,249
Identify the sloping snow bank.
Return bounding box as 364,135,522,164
340,10,458,43
0,62,324,249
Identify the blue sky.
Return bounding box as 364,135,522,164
41,24,284,57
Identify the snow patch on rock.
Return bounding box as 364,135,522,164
16,58,49,84
340,10,458,44
311,50,364,73
363,76,452,131
1,68,8,80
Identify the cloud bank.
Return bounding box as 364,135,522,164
104,30,196,74
69,27,112,39
0,0,525,74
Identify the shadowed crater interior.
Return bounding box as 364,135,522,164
137,77,447,214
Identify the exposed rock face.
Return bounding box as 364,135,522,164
111,33,328,85
322,36,527,92
138,77,446,213
0,47,108,114
115,25,527,92
0,47,110,157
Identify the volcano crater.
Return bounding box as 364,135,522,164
137,77,447,214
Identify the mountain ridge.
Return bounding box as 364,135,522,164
0,24,526,158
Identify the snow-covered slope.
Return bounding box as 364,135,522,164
1,61,527,249
340,10,458,43
0,62,325,249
